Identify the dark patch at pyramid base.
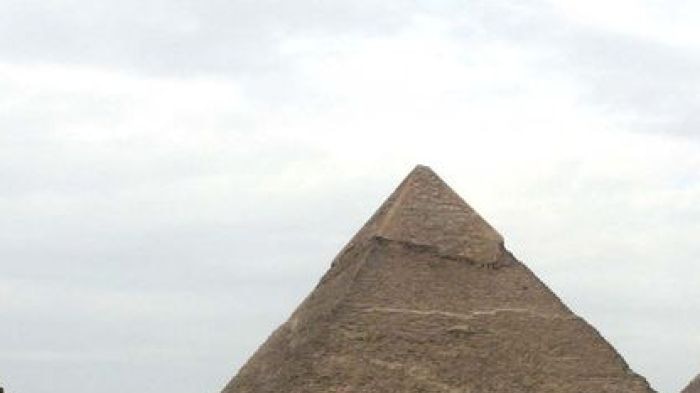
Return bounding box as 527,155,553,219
223,237,653,393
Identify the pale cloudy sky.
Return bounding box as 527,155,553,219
1,1,699,392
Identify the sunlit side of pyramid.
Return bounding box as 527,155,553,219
682,375,700,393
221,165,655,393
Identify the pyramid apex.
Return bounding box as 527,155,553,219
406,164,436,177
350,165,504,262
411,163,432,171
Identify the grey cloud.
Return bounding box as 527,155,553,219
5,0,698,138
443,1,700,138
0,0,417,75
550,31,700,137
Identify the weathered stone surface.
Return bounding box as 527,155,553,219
346,165,504,264
221,165,655,393
682,375,700,393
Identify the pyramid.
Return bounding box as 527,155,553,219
682,375,700,393
221,165,655,393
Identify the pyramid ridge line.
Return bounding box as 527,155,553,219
682,374,700,393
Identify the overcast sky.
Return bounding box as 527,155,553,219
1,1,699,392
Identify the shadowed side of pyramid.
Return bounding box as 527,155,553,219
683,374,700,393
221,165,655,393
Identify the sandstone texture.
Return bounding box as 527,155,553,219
221,165,655,393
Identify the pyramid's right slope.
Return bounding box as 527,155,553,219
683,375,700,393
222,165,655,393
